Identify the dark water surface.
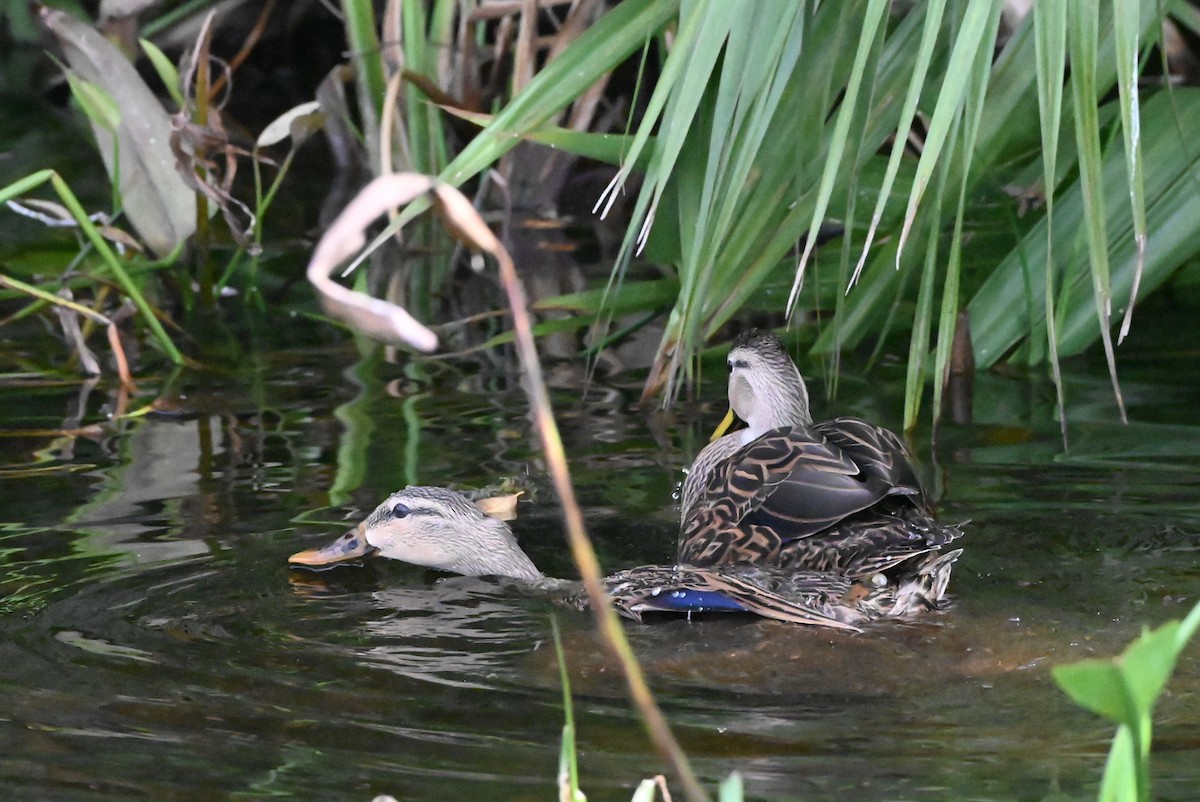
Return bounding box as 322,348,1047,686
1,317,1198,802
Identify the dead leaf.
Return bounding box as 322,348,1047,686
474,491,524,520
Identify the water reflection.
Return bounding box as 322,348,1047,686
0,333,1199,801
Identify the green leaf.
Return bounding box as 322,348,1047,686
893,0,999,262
1068,0,1125,422
1118,620,1182,716
439,106,647,168
441,0,678,189
1111,0,1147,344
718,771,745,802
1097,725,1140,802
1033,0,1069,445
1052,658,1137,726
788,0,889,310
138,37,183,108
533,279,679,316
968,89,1200,370
64,74,121,132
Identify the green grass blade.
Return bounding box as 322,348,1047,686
892,0,999,264
1034,0,1069,446
902,171,947,430
350,0,677,266
32,172,183,364
1068,0,1126,422
341,0,387,165
552,617,584,802
852,0,946,289
786,0,889,314
447,0,678,190
930,0,1003,427
139,38,184,109
1111,0,1147,343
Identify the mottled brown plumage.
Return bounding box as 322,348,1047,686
679,331,963,591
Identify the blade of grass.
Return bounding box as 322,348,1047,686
552,618,585,802
891,0,998,267
342,0,387,167
347,0,678,276
852,0,946,290
785,0,889,315
930,0,1003,427
902,170,947,430
1034,0,1069,447
1111,0,1147,343
1069,0,1126,423
1,169,183,364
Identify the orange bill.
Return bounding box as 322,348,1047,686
288,523,376,568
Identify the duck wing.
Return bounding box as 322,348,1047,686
678,418,939,569
685,420,921,537
812,417,928,509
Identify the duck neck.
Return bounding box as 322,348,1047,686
442,519,545,583
744,366,810,439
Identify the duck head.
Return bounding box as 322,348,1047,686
289,486,543,582
715,330,811,442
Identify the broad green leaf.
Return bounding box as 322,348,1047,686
1177,600,1200,650
968,89,1200,369
1117,620,1182,716
1052,659,1137,726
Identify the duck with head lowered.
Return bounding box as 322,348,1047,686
678,330,962,588
289,485,955,631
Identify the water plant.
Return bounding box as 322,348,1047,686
1053,601,1200,802
8,1,1200,419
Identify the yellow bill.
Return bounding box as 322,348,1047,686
710,407,736,442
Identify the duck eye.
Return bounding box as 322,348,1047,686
391,503,411,519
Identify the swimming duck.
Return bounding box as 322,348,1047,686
678,330,963,586
289,485,954,631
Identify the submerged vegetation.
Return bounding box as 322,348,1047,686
1053,601,1200,802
